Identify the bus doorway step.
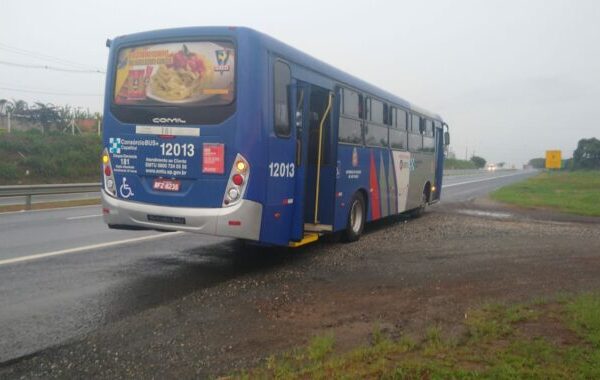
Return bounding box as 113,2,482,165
289,233,319,248
303,223,333,232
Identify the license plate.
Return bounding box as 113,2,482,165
153,179,181,192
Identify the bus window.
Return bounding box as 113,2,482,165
365,98,388,147
342,88,360,118
383,103,389,125
338,88,363,145
423,119,435,152
408,113,422,152
369,98,384,124
274,60,291,137
411,114,420,134
111,40,236,125
423,119,432,135
397,108,407,130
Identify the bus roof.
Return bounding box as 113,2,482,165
111,26,444,122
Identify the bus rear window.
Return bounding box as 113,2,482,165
114,41,235,107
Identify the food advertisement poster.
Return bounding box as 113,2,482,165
114,41,235,106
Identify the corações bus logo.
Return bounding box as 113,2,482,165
215,49,232,74
151,117,187,124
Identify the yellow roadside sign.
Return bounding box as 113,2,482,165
545,150,562,169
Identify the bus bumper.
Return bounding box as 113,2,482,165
101,190,262,241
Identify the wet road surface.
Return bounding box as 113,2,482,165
0,170,536,363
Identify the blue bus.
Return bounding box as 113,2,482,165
101,27,450,247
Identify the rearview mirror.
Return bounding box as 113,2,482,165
444,131,450,146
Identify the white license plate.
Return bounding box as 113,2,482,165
152,179,181,192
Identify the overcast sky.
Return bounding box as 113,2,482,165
1,0,599,166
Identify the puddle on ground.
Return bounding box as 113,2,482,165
456,209,513,219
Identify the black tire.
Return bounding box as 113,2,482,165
343,192,366,242
411,192,428,218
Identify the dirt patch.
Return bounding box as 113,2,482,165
515,303,582,347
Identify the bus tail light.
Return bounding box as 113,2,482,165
102,148,116,197
223,153,249,207
232,174,244,186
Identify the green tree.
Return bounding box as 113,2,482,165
0,99,11,115
29,102,61,133
470,155,487,169
573,137,600,170
528,158,546,169
11,99,29,115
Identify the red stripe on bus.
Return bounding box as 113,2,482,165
369,151,381,220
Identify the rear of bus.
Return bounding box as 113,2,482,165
101,27,265,242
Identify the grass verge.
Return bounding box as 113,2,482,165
234,293,600,379
0,130,102,185
491,171,600,216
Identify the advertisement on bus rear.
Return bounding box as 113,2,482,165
114,41,235,106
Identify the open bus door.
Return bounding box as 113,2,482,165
289,82,309,242
288,83,336,246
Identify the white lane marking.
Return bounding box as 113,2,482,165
444,172,528,188
0,231,185,267
66,214,102,220
0,204,100,216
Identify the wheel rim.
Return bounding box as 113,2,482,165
350,199,363,233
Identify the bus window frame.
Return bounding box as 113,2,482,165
408,113,424,152
364,95,389,148
337,86,365,147
389,106,409,151
273,58,292,138
110,36,239,107
422,118,435,153
104,35,239,127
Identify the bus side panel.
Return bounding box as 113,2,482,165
434,128,445,201
334,145,398,231
391,150,412,212
406,152,435,210
260,140,297,245
258,58,296,246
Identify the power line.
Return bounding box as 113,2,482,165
0,42,104,71
0,86,103,97
0,60,105,74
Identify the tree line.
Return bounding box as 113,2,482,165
528,138,600,170
0,99,101,133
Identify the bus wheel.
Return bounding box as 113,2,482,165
411,192,428,218
344,192,366,242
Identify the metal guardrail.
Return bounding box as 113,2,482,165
0,183,100,210
0,169,518,210
443,168,517,176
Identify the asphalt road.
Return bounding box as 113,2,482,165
0,170,536,363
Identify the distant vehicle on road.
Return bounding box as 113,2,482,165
101,27,450,246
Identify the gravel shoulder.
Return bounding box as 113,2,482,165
2,199,600,378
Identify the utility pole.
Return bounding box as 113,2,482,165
97,119,101,136
7,112,11,133
71,118,75,135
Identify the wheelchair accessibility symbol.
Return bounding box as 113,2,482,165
119,177,134,199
